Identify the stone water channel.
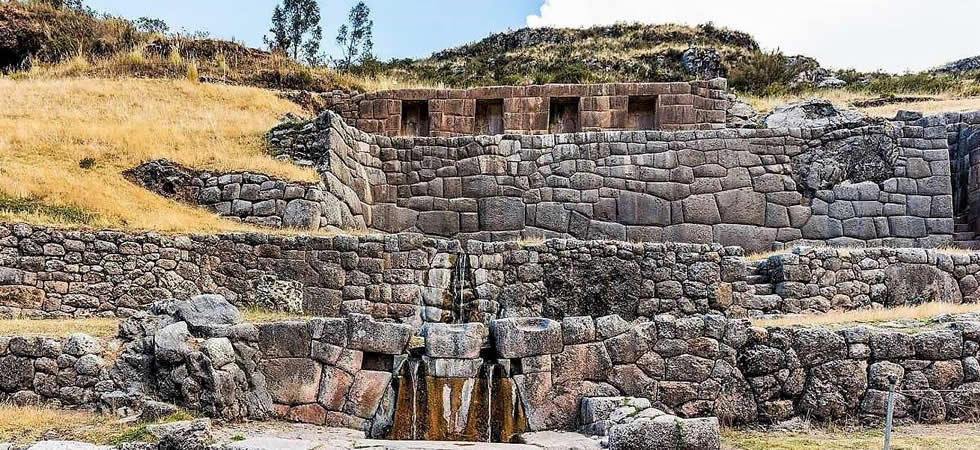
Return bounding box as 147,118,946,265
385,252,527,443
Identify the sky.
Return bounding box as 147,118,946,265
85,0,979,73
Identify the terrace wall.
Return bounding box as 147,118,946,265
324,81,729,136
3,223,980,322
267,110,955,252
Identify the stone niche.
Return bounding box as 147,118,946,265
400,100,430,137
548,97,580,134
476,99,504,135
627,95,659,130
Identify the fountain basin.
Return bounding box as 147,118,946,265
491,318,562,358
422,322,489,359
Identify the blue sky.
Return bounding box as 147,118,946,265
86,0,541,60
86,0,980,72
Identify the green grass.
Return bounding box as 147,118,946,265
0,194,97,224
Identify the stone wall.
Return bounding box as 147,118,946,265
948,112,980,232
0,333,111,409
765,246,980,314
4,223,979,321
250,311,980,432
325,81,729,136
268,109,955,251
125,159,357,231
0,223,754,322
6,297,980,435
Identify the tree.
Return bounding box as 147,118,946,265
264,0,323,65
335,1,373,71
134,17,169,35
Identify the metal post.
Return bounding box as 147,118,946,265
883,374,898,450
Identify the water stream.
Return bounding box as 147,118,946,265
453,252,468,323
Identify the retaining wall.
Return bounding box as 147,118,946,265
0,333,111,408
125,159,360,232
267,110,955,252
4,223,980,322
764,246,980,314
252,311,980,431
324,81,728,136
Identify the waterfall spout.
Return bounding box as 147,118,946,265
409,358,421,440
453,252,468,324
484,363,496,443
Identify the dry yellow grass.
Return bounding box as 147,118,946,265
0,318,119,337
753,302,980,328
724,423,980,450
0,403,191,444
860,97,980,118
241,307,312,323
0,77,317,232
744,91,980,118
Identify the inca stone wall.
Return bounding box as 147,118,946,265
764,246,977,315
125,159,359,231
267,109,955,252
0,333,111,409
324,81,728,136
4,223,980,322
5,296,980,434
249,310,980,431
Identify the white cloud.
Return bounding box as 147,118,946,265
526,0,980,73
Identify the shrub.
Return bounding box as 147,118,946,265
728,50,800,94
185,61,198,82
78,157,95,169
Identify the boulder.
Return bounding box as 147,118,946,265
763,99,867,129
154,322,192,364
884,264,961,306
146,418,212,450
608,415,720,450
175,294,242,329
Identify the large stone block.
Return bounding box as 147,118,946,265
422,322,488,359
317,365,354,411
608,415,720,450
552,342,613,384
260,358,322,405
258,321,312,358
347,314,413,354
681,194,720,225
715,189,765,226
414,211,457,237
617,191,670,226
371,204,418,233
343,370,392,419
491,318,563,358
478,197,525,231
0,285,44,309
283,199,322,230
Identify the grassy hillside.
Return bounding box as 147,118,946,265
374,23,759,86
0,77,314,231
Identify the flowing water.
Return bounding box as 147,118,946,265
453,252,468,323
388,362,526,442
